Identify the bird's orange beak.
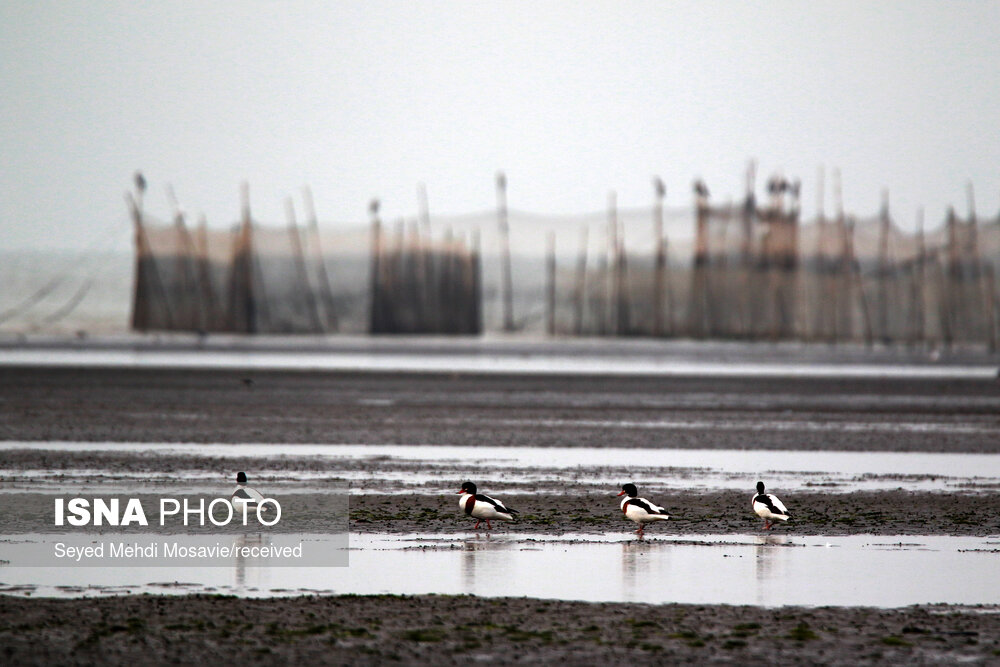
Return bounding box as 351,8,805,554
616,490,625,496
457,489,464,494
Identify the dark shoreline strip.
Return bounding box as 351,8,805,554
1,594,998,665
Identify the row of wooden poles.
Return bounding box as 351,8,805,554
533,174,799,340
131,175,482,335
534,169,998,349
803,196,996,347
368,192,482,335
130,171,999,347
130,180,339,334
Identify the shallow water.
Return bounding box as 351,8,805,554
3,442,998,494
1,344,996,379
2,532,998,607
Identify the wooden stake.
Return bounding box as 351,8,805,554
496,172,514,332
302,186,339,331
194,215,220,332
368,199,384,333
877,189,890,343
653,177,666,337
285,198,323,333
573,226,588,335
546,231,556,336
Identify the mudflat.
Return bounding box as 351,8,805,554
1,365,998,451
2,594,999,665
3,363,999,665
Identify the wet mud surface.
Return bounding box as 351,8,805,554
3,447,999,536
2,594,1000,665
2,366,999,451
3,364,1000,664
0,440,1000,536
348,489,1000,537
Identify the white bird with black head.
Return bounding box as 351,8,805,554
752,480,790,530
617,483,669,537
230,471,269,516
457,481,518,530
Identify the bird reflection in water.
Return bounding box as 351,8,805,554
233,533,270,591
621,539,669,602
754,534,789,606
460,535,516,594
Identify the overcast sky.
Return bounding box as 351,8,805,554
2,1,998,251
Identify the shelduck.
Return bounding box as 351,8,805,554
617,483,669,537
230,471,269,516
752,480,790,530
457,481,518,530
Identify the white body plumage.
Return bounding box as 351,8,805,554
458,482,518,530
459,492,515,523
231,483,265,510
752,481,790,529
617,484,668,535
620,495,670,526
230,472,270,516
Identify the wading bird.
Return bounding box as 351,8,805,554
617,483,669,537
230,471,269,516
752,480,790,530
457,481,518,530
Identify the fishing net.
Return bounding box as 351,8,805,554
126,189,1000,348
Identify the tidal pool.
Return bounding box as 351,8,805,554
1,342,995,379
2,532,997,607
2,442,998,494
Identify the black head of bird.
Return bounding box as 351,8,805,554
237,472,248,484
459,481,477,495
756,481,766,494
618,483,638,498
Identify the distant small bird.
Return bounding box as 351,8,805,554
767,175,789,195
654,177,666,198
693,179,710,199
457,481,518,530
231,471,269,516
752,480,790,530
617,483,669,537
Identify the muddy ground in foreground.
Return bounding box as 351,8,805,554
2,594,999,666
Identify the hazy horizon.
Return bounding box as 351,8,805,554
2,1,999,253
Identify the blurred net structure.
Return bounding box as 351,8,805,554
127,177,1000,349
128,185,481,335
369,203,481,335
130,186,352,334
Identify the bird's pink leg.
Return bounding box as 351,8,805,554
486,519,492,530
473,520,480,530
